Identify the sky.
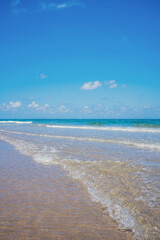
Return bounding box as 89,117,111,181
0,0,160,119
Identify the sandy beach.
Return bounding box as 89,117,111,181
0,140,133,240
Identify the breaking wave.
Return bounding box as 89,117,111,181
0,129,160,151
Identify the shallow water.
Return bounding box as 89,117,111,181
0,119,160,240
0,141,133,240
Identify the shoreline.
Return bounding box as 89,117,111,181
0,140,133,240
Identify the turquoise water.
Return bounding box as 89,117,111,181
1,118,160,127
0,119,160,239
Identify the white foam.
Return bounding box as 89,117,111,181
0,121,32,124
38,124,160,133
1,129,160,151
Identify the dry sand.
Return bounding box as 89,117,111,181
0,140,133,240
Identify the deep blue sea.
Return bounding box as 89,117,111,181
0,119,160,240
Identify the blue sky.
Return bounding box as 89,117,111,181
0,0,160,118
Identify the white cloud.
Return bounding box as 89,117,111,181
28,101,49,110
84,105,88,109
104,80,116,85
104,80,118,89
36,73,48,79
28,101,39,109
109,80,115,84
58,105,69,113
9,101,21,108
57,4,67,8
40,73,48,79
109,83,118,88
2,101,22,110
81,79,125,90
81,81,102,90
0,101,22,111
82,105,92,113
144,105,151,109
44,103,49,108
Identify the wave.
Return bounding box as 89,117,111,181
36,124,160,133
0,120,32,124
0,134,159,240
1,120,160,133
1,129,160,151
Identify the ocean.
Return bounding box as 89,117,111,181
0,119,160,240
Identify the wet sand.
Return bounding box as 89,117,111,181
0,140,133,240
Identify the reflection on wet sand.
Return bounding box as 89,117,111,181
0,141,132,240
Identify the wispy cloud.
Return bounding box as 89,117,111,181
109,83,118,88
144,105,151,109
105,80,126,89
28,101,49,110
82,105,92,113
57,4,67,8
10,0,83,15
36,73,48,79
11,0,20,7
40,0,84,11
10,0,27,15
81,81,102,90
40,73,48,79
104,80,118,88
104,80,116,85
57,105,70,113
